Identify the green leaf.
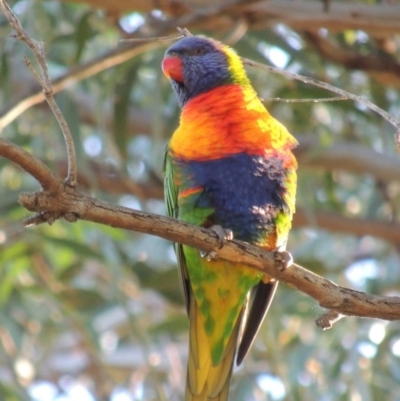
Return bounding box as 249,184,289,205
112,62,141,159
74,11,94,63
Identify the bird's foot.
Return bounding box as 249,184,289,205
209,225,233,249
200,250,218,261
274,250,293,272
200,225,233,261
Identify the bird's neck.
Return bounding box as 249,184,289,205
169,84,283,160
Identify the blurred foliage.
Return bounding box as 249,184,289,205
1,0,400,400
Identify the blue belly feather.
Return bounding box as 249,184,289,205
175,152,289,242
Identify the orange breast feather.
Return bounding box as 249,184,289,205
169,84,297,169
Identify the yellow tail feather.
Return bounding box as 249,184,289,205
186,296,242,401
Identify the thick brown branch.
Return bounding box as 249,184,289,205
17,187,400,322
1,136,399,322
0,138,60,191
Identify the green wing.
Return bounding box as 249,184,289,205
163,151,191,314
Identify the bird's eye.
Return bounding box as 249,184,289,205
191,47,204,56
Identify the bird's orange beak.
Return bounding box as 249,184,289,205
162,56,183,82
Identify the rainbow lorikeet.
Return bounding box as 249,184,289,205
162,36,297,401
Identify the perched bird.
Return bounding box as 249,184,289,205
162,36,297,401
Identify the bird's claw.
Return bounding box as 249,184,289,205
200,225,233,261
209,225,233,249
274,250,293,272
200,250,219,261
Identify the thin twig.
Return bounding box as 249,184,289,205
262,96,349,103
177,27,193,37
242,57,400,150
119,33,185,43
0,0,78,186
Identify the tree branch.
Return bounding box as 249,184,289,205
17,182,400,323
0,137,398,324
0,138,60,191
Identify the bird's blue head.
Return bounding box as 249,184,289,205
162,36,250,107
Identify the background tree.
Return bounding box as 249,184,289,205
1,1,400,400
